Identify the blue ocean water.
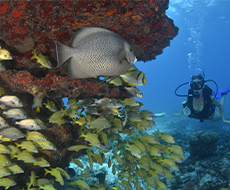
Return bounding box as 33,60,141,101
137,0,230,119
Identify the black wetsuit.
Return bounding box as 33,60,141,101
183,86,216,122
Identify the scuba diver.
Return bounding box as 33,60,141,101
173,74,230,125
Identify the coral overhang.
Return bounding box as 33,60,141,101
0,0,178,99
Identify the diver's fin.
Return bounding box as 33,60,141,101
68,58,92,79
215,84,230,99
221,84,230,96
55,41,73,67
216,90,223,99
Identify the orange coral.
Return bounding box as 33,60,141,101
131,15,143,22
11,9,23,18
0,2,9,14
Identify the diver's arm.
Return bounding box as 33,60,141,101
173,99,188,117
212,98,230,125
173,109,183,117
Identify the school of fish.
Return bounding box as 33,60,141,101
0,84,183,189
0,28,184,190
61,94,184,190
0,91,58,189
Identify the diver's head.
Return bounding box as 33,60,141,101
191,74,205,82
190,74,205,98
190,74,205,90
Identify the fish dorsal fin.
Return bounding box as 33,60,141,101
71,27,115,47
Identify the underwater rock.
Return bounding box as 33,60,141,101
182,181,196,190
95,172,106,184
0,0,178,62
0,69,131,99
0,0,178,99
199,173,212,187
189,131,219,159
66,168,76,178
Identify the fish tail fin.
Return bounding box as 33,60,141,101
97,78,108,89
156,129,161,137
37,106,41,113
79,133,85,139
32,96,43,112
32,106,41,113
61,107,68,116
26,182,32,190
36,106,40,113
55,41,72,67
88,150,93,156
44,168,50,176
118,98,123,104
137,132,143,138
31,50,37,60
15,142,19,147
98,76,119,89
124,140,129,147
11,154,16,159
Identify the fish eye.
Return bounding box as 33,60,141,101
130,48,132,52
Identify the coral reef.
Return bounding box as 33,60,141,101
0,0,178,62
189,131,219,159
148,116,230,190
0,0,180,189
182,181,195,190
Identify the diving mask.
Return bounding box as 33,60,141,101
190,81,204,90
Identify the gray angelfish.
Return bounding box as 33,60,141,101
55,27,137,79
